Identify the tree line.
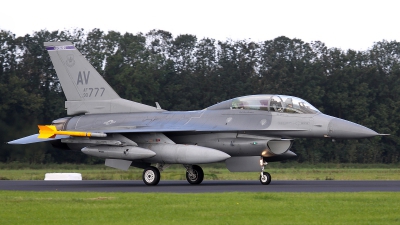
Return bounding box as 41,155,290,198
0,28,399,164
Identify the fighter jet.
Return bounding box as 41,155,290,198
8,42,384,185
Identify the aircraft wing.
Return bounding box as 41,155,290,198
8,134,69,145
8,123,308,145
84,125,307,133
6,127,198,145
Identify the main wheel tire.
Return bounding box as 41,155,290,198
186,165,204,185
260,172,271,185
143,166,160,186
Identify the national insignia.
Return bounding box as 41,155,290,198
66,54,75,67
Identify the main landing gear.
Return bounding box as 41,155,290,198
142,166,160,186
259,157,271,185
142,163,204,186
184,164,204,185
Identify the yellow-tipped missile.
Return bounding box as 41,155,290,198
38,125,107,139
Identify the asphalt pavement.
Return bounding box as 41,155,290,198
0,180,399,193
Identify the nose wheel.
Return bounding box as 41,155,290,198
260,172,271,185
259,157,272,185
142,166,160,186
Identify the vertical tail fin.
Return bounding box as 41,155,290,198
44,42,119,101
44,42,158,115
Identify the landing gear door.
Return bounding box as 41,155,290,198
225,156,261,172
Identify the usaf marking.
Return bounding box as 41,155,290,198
83,87,105,97
77,71,105,97
77,71,90,85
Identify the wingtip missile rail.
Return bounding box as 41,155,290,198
38,125,107,139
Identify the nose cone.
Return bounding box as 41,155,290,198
328,118,378,138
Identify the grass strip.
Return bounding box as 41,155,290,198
0,191,399,225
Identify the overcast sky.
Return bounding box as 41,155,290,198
1,0,398,51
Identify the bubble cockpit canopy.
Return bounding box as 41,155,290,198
208,95,320,114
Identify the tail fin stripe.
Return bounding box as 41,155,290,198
46,45,75,51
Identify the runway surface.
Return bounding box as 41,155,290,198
0,180,399,192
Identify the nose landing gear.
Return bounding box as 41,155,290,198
259,157,271,185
